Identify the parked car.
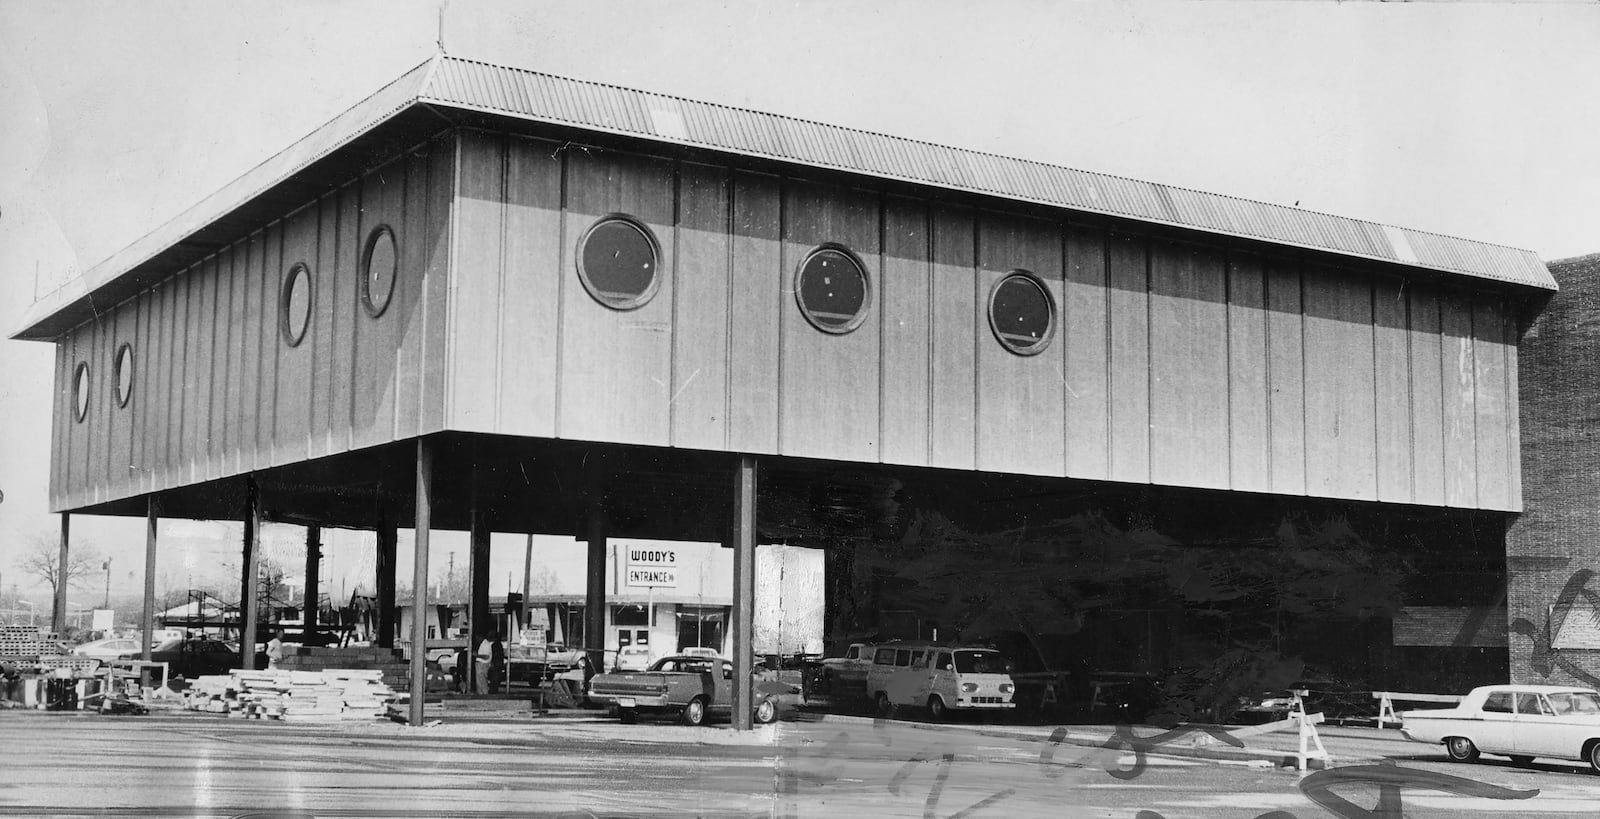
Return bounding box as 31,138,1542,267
121,637,261,679
1399,684,1600,772
71,637,144,661
865,642,1016,720
816,642,874,698
589,655,799,725
615,645,653,672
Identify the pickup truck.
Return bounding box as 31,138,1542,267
1400,683,1600,772
589,654,796,726
815,642,874,699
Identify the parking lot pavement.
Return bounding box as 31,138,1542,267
9,707,1600,818
783,709,1423,769
407,697,1431,773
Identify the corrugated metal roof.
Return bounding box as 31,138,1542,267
12,52,1554,341
418,55,1552,290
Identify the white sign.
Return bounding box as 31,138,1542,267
627,566,678,587
91,609,113,631
624,543,679,589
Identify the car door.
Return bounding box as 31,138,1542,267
713,660,733,712
1474,691,1517,753
1512,692,1571,759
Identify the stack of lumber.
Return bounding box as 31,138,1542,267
180,668,398,721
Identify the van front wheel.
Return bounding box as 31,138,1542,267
927,696,948,722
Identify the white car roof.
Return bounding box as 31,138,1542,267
1474,684,1598,695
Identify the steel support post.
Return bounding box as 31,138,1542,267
241,479,261,670
141,498,158,660
408,438,434,726
468,503,491,692
731,455,757,730
53,513,69,634
584,507,607,675
376,522,398,648
303,525,321,642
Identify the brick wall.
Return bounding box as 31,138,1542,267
1507,253,1600,686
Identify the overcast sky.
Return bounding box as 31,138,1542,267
1,1,1597,606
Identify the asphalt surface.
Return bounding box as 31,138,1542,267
5,701,1600,817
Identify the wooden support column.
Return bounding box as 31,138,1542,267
468,502,491,692
52,513,69,634
240,479,261,670
521,534,534,637
140,498,158,660
408,438,434,726
731,455,757,731
584,507,607,675
303,525,321,642
376,522,398,649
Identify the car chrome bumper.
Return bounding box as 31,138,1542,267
593,693,670,708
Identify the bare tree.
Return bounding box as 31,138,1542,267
20,533,100,604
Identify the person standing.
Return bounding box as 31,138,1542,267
475,633,492,694
265,632,284,669
487,632,506,695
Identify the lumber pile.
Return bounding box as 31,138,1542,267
180,668,398,721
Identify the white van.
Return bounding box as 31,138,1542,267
865,642,1016,720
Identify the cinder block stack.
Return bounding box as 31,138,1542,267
277,646,410,690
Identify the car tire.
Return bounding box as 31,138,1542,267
1587,741,1600,775
754,698,777,725
875,692,895,719
681,697,707,727
618,707,638,725
927,696,948,722
1509,755,1534,766
1444,736,1480,762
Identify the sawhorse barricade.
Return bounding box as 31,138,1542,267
1373,691,1462,729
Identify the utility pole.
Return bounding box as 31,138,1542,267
103,558,111,609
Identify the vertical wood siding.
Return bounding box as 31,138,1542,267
1266,261,1307,496
1409,285,1447,505
1372,274,1414,504
48,132,1526,514
879,196,931,468
554,148,676,446
1303,266,1378,501
727,171,782,454
1148,241,1229,489
1064,226,1110,481
496,136,564,440
49,136,453,510
927,206,977,470
1225,254,1270,493
671,162,732,451
1107,233,1151,484
976,213,1065,476
779,181,882,462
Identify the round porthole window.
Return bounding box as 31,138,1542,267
114,343,133,408
794,245,870,334
72,361,90,422
362,226,397,317
577,216,660,310
281,263,312,347
988,271,1056,355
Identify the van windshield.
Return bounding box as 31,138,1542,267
953,650,1007,674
